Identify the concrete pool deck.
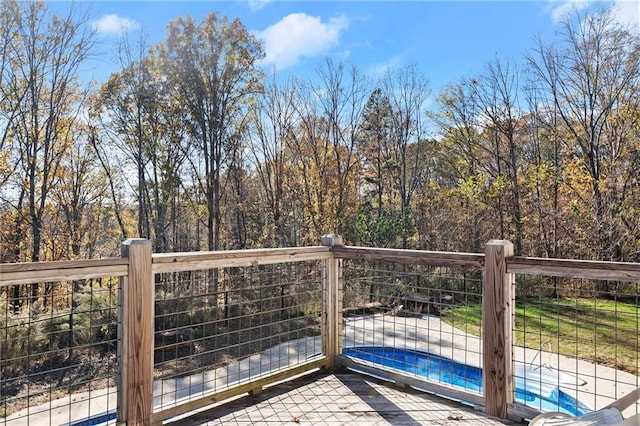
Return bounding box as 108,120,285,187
4,313,639,424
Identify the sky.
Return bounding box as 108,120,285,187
69,0,640,92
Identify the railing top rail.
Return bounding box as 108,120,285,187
508,256,640,282
0,258,128,286
4,245,640,286
332,246,485,269
152,245,332,273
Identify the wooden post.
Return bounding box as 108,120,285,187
321,234,343,367
483,240,514,419
119,239,154,425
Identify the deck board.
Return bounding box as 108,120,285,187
169,370,521,425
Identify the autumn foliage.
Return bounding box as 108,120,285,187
1,2,639,270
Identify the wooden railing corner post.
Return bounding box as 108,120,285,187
118,238,154,425
321,234,343,368
483,239,515,419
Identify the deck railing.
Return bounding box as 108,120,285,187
1,256,127,424
1,236,639,424
331,239,512,417
331,238,640,422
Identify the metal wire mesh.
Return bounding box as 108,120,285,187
152,260,324,411
4,248,639,423
1,277,119,425
513,275,640,417
341,259,484,394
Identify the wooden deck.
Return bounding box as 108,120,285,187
169,370,522,425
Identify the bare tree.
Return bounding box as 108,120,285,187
382,64,431,248
523,77,563,258
286,60,368,241
87,125,129,242
474,59,525,254
528,7,640,260
93,32,189,253
315,59,369,228
248,77,298,246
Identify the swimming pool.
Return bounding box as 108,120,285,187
343,346,590,416
69,411,116,426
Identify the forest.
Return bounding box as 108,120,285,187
1,1,639,268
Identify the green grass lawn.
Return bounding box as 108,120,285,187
443,298,639,375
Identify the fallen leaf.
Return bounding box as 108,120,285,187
447,412,464,420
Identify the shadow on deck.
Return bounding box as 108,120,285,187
169,370,522,425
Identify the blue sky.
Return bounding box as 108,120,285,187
78,0,639,91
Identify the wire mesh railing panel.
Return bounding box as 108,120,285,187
153,260,324,410
341,259,484,394
513,275,640,417
1,277,119,425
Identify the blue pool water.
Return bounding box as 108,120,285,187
343,346,590,416
69,411,116,426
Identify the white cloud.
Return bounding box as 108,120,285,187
548,0,591,23
369,54,405,77
612,0,640,32
547,0,638,31
247,0,272,12
92,14,140,37
256,13,348,70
